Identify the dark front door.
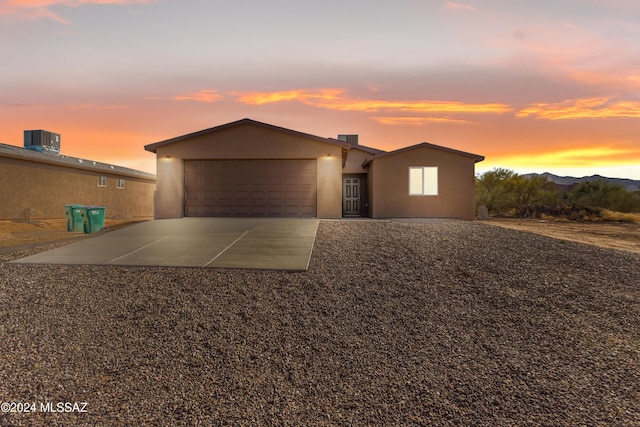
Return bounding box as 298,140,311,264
343,177,361,216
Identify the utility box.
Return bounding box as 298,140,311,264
65,204,85,232
81,206,106,234
24,130,61,154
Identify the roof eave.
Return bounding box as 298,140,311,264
145,118,351,153
0,149,156,180
365,142,484,163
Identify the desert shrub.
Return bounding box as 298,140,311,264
476,169,560,215
570,180,640,212
601,210,640,222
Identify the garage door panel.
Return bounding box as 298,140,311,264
284,191,296,200
300,206,315,216
251,190,266,200
185,160,317,217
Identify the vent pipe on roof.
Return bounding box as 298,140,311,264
338,134,358,146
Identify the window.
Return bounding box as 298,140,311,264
409,167,438,196
117,178,125,189
98,176,107,187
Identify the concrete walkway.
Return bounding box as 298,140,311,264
11,218,320,271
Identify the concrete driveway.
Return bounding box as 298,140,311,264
11,218,319,271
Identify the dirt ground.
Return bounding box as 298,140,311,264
0,218,149,251
480,218,640,254
2,220,639,426
1,217,640,255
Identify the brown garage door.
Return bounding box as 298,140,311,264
184,160,317,217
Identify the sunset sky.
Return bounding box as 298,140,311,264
1,0,639,179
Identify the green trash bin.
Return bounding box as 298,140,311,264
81,206,106,234
65,204,85,232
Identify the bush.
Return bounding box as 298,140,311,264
569,180,640,213
475,169,560,216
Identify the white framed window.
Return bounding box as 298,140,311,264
409,167,438,196
98,176,107,187
117,178,125,189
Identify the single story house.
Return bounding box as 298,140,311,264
144,118,484,220
0,142,156,220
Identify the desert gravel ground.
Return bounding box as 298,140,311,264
0,220,639,426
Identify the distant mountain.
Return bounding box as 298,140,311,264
523,173,640,192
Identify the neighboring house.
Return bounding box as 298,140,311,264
0,142,156,220
145,118,484,220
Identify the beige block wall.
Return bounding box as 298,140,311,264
153,124,343,218
0,156,155,220
368,147,478,220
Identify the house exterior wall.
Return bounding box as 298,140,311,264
368,146,478,220
0,156,155,220
342,147,370,174
153,124,343,219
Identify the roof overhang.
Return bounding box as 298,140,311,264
362,142,484,168
0,143,156,180
144,118,351,154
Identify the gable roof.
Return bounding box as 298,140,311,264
362,142,484,167
0,143,156,180
144,118,351,153
349,144,386,155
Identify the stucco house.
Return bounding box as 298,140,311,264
0,141,156,220
145,118,484,220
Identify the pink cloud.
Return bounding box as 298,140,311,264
0,0,154,22
443,2,477,12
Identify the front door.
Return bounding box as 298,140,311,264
343,177,361,216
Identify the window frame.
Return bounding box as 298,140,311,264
117,178,125,189
97,176,107,187
408,166,438,196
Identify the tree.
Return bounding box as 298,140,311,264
475,168,517,214
507,174,560,214
476,169,560,215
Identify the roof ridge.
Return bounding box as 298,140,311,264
362,141,484,167
144,118,350,152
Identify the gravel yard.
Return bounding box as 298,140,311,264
1,220,639,426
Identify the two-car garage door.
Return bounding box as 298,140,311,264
184,160,317,217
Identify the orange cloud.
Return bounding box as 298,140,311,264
517,98,640,120
318,98,511,114
233,88,512,116
491,145,639,169
232,89,344,105
371,116,480,126
173,89,223,103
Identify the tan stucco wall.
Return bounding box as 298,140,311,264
153,124,343,218
342,147,371,174
368,146,478,220
0,156,155,220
